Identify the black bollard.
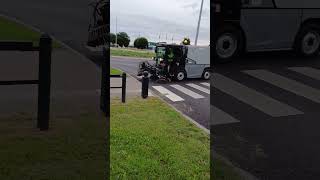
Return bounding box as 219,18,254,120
122,72,127,103
141,71,149,99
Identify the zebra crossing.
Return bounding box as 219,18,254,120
152,82,210,102
151,66,320,127
212,66,320,125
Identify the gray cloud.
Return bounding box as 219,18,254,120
110,0,210,45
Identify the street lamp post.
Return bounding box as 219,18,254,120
195,0,204,46
115,16,118,47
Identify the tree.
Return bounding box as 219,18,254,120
182,37,191,45
117,32,130,47
134,37,149,49
110,33,116,44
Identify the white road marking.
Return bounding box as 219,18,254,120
244,69,320,104
201,82,210,87
213,73,303,117
288,67,320,81
170,85,204,99
187,83,210,94
152,86,184,102
211,106,240,125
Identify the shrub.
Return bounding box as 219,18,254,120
117,32,130,47
134,37,149,49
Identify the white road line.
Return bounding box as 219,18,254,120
288,67,320,81
211,106,240,125
213,73,303,117
201,82,210,87
152,86,184,102
244,69,320,104
170,85,204,99
187,83,210,94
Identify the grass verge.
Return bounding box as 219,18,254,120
111,47,155,59
0,16,61,48
111,97,210,179
0,112,106,179
111,68,122,75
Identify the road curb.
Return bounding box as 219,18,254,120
152,89,258,179
154,92,210,134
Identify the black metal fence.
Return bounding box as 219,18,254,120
110,73,127,103
100,47,127,116
0,34,52,131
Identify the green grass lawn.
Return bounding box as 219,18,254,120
0,16,61,48
111,97,242,179
111,47,155,59
111,68,122,75
111,97,209,179
0,112,106,179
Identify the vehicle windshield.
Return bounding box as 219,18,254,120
156,46,166,59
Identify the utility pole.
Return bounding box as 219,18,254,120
195,0,204,46
115,16,118,47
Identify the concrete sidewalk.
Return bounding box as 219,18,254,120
0,48,101,117
110,75,143,98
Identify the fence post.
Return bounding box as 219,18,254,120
100,47,108,116
37,34,52,131
122,72,126,103
141,71,149,99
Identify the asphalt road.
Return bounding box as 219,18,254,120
211,51,320,180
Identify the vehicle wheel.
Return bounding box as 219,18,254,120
294,24,320,57
175,69,186,81
214,25,244,62
202,69,211,80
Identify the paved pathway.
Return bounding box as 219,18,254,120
0,49,101,117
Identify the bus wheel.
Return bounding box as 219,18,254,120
175,69,186,81
202,69,211,80
294,24,320,57
214,26,243,62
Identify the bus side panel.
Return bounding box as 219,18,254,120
302,10,320,24
241,9,302,51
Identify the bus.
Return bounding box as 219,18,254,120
213,0,320,62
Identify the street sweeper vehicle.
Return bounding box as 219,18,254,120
138,44,210,82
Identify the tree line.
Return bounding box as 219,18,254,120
110,32,191,49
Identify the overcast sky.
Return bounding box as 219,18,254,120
110,0,210,45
